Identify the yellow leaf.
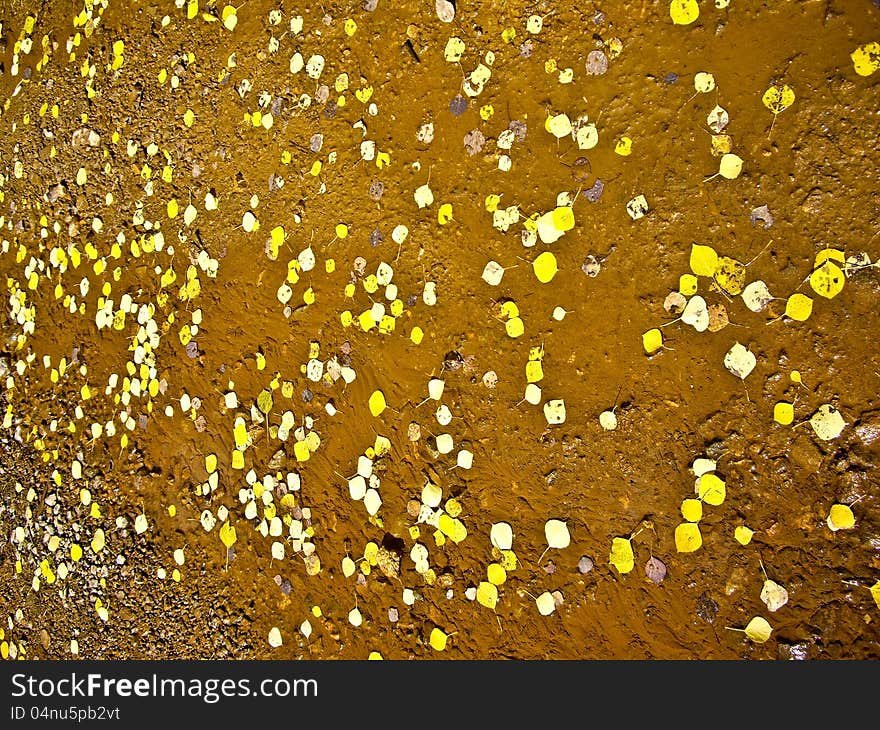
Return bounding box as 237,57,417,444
718,153,743,180
827,503,855,531
429,627,447,651
785,293,813,321
545,113,572,138
744,616,772,643
870,581,880,609
487,563,507,585
505,316,524,338
669,0,699,25
449,519,468,544
851,42,880,77
256,389,273,414
533,252,558,283
689,244,718,277
642,328,663,354
813,248,845,268
809,261,844,299
762,85,795,114
437,203,453,225
525,360,544,383
679,273,698,295
674,522,702,553
369,390,386,417
609,537,634,574
614,136,632,156
551,206,575,232
734,526,754,545
476,581,498,609
294,440,310,462
500,550,518,571
773,402,794,425
714,256,746,295
681,498,703,522
697,473,726,506
219,521,237,548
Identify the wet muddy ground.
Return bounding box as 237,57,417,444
1,0,879,660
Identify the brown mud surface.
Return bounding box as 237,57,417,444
1,0,880,660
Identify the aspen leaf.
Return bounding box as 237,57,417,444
429,627,448,651
706,105,729,133
599,410,618,430
810,404,845,441
694,72,715,93
697,473,726,506
543,399,566,425
368,390,387,417
476,581,498,609
551,206,575,232
134,513,148,534
535,591,556,616
734,526,754,545
689,244,719,277
364,489,382,515
437,203,453,224
809,261,844,299
760,579,789,612
219,521,237,548
490,522,513,551
642,328,663,354
773,402,794,425
679,273,698,295
414,183,433,208
609,537,634,574
257,389,273,414
682,295,709,332
670,0,699,25
827,503,855,531
691,458,716,477
870,581,880,609
675,522,702,553
348,608,363,627
506,316,524,338
785,293,813,321
851,42,880,76
545,113,573,138
482,261,505,286
268,627,282,647
744,616,772,643
714,257,746,295
544,519,570,549
533,251,558,283
814,248,845,268
681,498,703,522
718,154,742,179
741,280,772,312
524,383,542,405
487,563,507,585
221,5,238,29
762,84,795,114
723,342,756,380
